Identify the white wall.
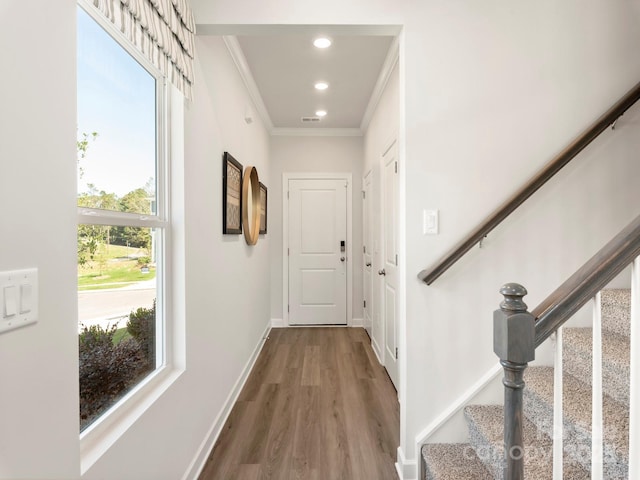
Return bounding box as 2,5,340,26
402,3,640,468
363,62,399,361
269,136,364,323
83,35,272,479
0,1,80,478
1,4,272,476
192,0,640,476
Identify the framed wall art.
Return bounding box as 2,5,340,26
222,152,243,234
259,182,267,234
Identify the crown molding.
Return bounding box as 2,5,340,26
198,24,402,36
360,35,399,132
271,128,363,137
222,35,274,131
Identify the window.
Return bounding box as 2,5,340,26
77,5,169,432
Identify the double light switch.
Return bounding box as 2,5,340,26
1,268,38,334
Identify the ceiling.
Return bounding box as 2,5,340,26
231,34,396,134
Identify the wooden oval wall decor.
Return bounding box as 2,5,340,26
242,166,260,245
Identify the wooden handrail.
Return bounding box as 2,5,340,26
533,212,640,347
419,80,640,285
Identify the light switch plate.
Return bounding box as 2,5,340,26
423,209,439,235
0,268,38,334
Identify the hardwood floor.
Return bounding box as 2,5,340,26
199,327,400,480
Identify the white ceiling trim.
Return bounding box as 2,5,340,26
271,128,363,137
360,35,400,132
198,25,402,36
222,36,274,131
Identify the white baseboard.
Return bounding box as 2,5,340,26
396,446,417,480
351,317,364,327
271,318,285,328
371,337,384,365
181,322,271,480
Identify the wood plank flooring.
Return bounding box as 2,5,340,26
199,327,400,480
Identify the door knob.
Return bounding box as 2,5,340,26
340,257,346,262
366,262,372,267
378,269,386,276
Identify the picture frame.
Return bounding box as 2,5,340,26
259,182,268,234
222,152,243,234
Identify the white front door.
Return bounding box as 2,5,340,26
381,140,399,388
288,178,347,325
363,171,373,337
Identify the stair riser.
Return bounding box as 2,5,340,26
465,410,504,480
421,443,494,480
523,387,628,478
601,290,631,338
564,340,630,406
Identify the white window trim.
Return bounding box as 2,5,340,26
77,2,184,473
77,209,167,228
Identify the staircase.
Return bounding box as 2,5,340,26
421,288,632,479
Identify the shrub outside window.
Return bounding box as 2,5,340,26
77,5,168,432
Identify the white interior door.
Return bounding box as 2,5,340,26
288,178,347,325
363,171,373,337
381,141,399,388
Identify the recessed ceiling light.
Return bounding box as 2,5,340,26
314,82,329,90
315,110,327,117
313,37,332,49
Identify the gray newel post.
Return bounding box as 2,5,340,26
493,283,535,480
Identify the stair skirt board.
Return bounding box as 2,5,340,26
421,289,632,479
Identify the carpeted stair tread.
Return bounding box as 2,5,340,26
601,289,631,338
464,404,588,479
421,443,492,480
524,366,629,477
563,327,630,406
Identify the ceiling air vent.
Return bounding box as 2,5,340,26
301,116,321,123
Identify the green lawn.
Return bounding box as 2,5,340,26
78,245,155,291
78,264,156,290
102,244,142,259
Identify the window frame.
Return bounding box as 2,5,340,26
77,0,176,461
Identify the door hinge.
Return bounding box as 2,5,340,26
395,347,398,359
288,248,290,256
287,191,290,199
288,305,290,313
394,161,398,174
362,190,366,199
395,254,398,266
364,300,366,308
363,246,366,254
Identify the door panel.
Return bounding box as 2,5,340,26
382,141,399,388
289,179,347,325
301,269,336,304
300,190,336,253
363,172,373,338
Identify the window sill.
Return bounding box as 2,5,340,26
80,364,184,474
